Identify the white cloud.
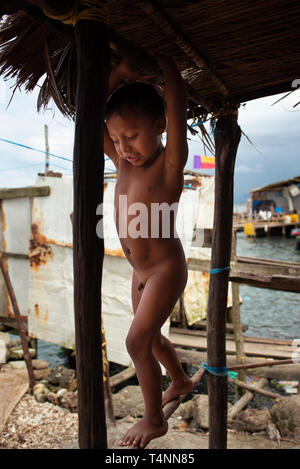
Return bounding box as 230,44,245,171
235,163,265,174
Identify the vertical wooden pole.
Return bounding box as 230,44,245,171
44,124,49,175
207,112,241,449
231,282,247,386
73,17,110,449
230,229,246,384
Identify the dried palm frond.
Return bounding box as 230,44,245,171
0,9,76,118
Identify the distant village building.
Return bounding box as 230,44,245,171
250,176,300,216
242,176,300,237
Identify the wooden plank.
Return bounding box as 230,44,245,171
187,258,210,272
0,186,50,200
237,255,300,269
187,320,248,333
169,330,293,359
187,257,300,292
0,367,29,434
0,251,28,260
175,348,300,380
0,316,28,332
230,271,300,293
171,327,292,347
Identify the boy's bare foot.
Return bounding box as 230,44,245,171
118,416,168,449
162,378,194,407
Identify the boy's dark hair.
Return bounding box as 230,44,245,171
105,82,165,121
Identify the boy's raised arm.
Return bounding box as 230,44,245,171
158,57,188,179
103,64,127,170
104,58,152,169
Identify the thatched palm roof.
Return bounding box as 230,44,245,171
0,0,300,119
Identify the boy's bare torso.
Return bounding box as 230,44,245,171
115,149,186,279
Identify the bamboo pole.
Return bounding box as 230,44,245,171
110,366,136,388
0,252,36,393
228,378,268,420
206,111,241,449
44,124,49,175
73,16,109,449
228,377,279,399
228,358,294,371
163,368,206,420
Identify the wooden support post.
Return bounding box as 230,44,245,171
0,252,36,393
231,282,247,385
207,111,241,449
230,229,246,385
73,17,109,449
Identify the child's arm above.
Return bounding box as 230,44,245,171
104,63,127,169
104,58,151,169
158,56,188,181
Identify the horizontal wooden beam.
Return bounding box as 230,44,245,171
187,256,300,293
0,251,28,260
230,271,300,293
0,186,50,200
169,328,293,359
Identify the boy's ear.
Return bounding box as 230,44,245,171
156,116,166,135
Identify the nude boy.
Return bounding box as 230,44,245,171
104,56,194,448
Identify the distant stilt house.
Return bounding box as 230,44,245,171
242,176,300,237
251,176,300,215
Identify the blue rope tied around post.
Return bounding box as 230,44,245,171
209,265,230,275
200,363,238,379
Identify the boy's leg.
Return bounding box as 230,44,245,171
120,265,186,448
153,333,193,406
131,270,193,408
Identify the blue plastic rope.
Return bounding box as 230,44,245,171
210,266,230,275
201,362,228,376
200,362,238,379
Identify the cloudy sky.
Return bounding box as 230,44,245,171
0,76,299,204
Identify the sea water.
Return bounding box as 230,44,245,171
236,232,300,341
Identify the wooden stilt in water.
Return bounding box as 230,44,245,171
207,110,241,449
73,17,110,449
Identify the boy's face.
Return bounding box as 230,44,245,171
106,112,165,166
